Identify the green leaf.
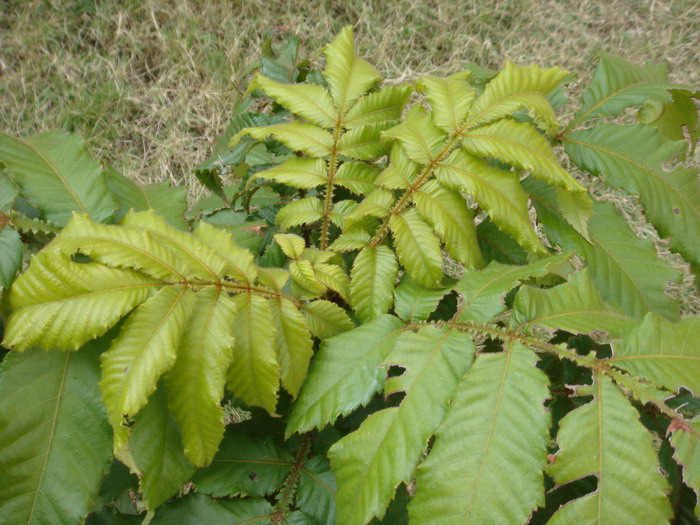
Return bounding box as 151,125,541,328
531,188,682,320
287,315,404,435
298,456,336,524
226,293,280,415
570,55,687,128
3,249,158,351
638,89,700,155
100,286,197,449
551,186,593,241
393,274,449,322
130,385,195,511
269,297,314,398
416,73,475,134
413,179,483,268
343,85,413,129
389,209,443,288
462,119,585,192
437,149,545,254
564,123,700,265
476,218,529,265
105,168,187,229
252,157,327,189
151,494,274,525
0,171,19,212
0,346,112,525
0,227,22,287
164,288,237,466
331,326,475,524
337,121,394,160
0,132,116,224
300,299,354,340
465,61,568,133
670,418,700,519
409,342,550,524
350,245,398,322
254,75,337,128
324,26,381,112
193,431,293,497
454,251,571,323
381,105,447,164
512,269,636,338
276,196,324,230
612,314,700,394
235,123,333,158
547,374,672,524
334,161,379,195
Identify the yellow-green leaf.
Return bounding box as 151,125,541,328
437,150,545,254
276,196,324,230
100,285,197,450
462,119,585,192
382,105,447,164
324,26,381,112
165,288,237,467
337,121,394,160
234,123,333,158
334,161,379,195
301,299,354,339
3,249,158,351
350,245,398,321
465,62,568,133
274,233,306,260
251,157,327,189
389,209,443,288
417,73,475,133
254,75,337,128
226,293,280,415
414,179,483,268
193,221,258,285
343,85,413,129
269,297,314,398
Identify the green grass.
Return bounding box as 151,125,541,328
1,0,699,312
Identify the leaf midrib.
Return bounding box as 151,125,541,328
26,352,69,524
563,136,700,224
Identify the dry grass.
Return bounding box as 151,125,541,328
1,0,699,311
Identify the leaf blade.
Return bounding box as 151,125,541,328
0,346,112,525
409,343,550,524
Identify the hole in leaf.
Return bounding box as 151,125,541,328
71,253,93,264
387,365,406,378
386,390,406,406
530,474,597,524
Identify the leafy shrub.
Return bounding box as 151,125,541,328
1,26,699,525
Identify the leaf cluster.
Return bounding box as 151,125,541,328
1,26,699,525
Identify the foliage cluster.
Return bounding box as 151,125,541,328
1,27,699,525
